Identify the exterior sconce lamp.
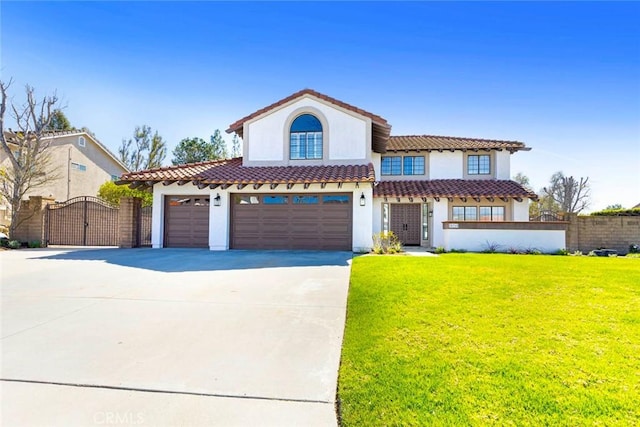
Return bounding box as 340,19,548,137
360,193,366,206
213,193,221,207
428,210,433,217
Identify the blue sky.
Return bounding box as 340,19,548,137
2,1,639,211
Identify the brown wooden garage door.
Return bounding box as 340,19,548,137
231,193,352,250
164,196,209,248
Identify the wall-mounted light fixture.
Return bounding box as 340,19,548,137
360,193,366,206
428,210,433,218
213,193,221,207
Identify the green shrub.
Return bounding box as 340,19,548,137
28,240,42,248
434,246,446,254
590,208,640,216
556,248,569,256
98,180,152,207
448,248,467,253
630,244,639,254
8,240,20,249
372,232,403,255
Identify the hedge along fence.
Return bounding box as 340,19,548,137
590,208,640,217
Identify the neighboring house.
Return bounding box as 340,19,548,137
119,89,565,252
0,130,129,226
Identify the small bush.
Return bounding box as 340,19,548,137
8,240,20,249
629,244,639,254
449,248,467,253
556,248,569,256
482,241,501,253
570,250,583,256
507,246,522,254
588,250,598,257
434,246,446,254
523,247,541,255
28,240,42,248
372,232,403,255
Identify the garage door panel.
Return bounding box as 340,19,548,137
164,196,210,248
231,193,351,250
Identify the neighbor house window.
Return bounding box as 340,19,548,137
403,156,425,175
71,162,87,172
78,136,86,147
290,114,322,159
479,206,505,221
467,154,490,175
381,156,401,175
452,206,477,221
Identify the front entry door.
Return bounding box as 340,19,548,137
390,204,421,246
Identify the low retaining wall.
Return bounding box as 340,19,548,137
566,214,640,254
442,221,567,253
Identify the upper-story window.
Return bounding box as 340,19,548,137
78,136,86,147
382,155,425,176
290,114,323,160
381,156,402,175
467,154,490,175
403,156,425,175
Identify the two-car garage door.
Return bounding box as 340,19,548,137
164,193,353,250
232,193,352,250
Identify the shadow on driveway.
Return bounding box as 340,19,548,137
31,248,353,272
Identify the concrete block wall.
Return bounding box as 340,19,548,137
566,214,640,254
118,197,142,248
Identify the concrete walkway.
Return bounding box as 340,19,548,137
1,248,352,426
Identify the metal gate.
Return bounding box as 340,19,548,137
46,196,119,246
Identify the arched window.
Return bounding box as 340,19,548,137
290,114,323,160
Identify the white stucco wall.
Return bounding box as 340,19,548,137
244,96,369,165
512,199,530,221
431,199,449,248
151,182,373,251
430,152,463,179
495,150,511,180
443,229,565,253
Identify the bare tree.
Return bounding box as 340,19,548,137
118,125,166,171
543,171,591,214
0,80,62,237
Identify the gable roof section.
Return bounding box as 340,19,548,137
4,129,129,172
119,157,375,187
374,180,537,200
226,89,392,153
387,135,529,153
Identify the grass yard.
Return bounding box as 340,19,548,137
338,254,640,426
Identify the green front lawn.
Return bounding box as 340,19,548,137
338,254,640,426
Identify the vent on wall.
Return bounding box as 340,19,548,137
78,136,86,147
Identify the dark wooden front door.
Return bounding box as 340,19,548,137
390,204,421,246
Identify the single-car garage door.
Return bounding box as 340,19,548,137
231,193,352,250
164,196,209,248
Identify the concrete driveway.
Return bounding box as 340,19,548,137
1,248,352,426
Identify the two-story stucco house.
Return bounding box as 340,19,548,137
0,130,129,226
119,89,565,252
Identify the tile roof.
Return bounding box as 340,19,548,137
119,157,375,186
226,88,389,133
374,180,537,200
387,135,528,152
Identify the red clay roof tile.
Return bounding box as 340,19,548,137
119,157,375,185
387,135,528,152
374,180,537,200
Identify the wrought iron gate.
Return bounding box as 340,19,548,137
46,196,119,246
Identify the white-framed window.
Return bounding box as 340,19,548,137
71,162,87,172
382,203,390,234
290,114,323,160
467,154,490,175
78,136,86,147
452,206,477,221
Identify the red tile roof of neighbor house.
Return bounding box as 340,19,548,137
119,157,376,185
374,180,538,200
387,135,529,152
